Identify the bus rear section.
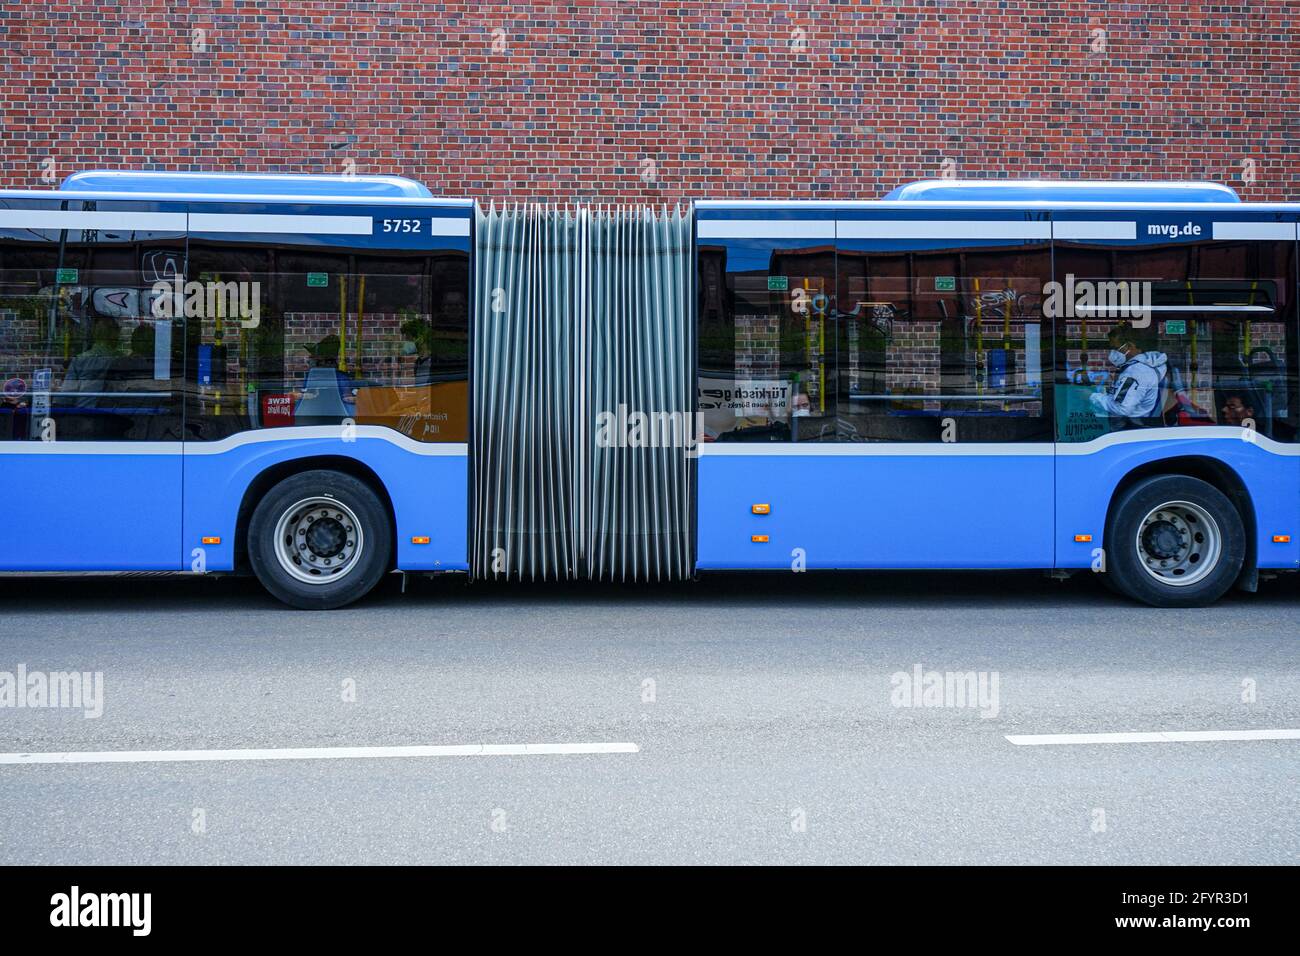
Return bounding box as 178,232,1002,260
695,193,1299,606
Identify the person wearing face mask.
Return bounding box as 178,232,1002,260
1088,322,1168,425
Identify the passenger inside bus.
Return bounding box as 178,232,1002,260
59,316,121,410
1082,318,1288,435
295,334,357,421
1087,322,1169,425
1220,391,1254,426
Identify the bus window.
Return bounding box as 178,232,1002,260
0,233,61,442
1,207,183,443
184,244,469,442
1054,233,1297,443
698,235,836,442
835,238,1051,442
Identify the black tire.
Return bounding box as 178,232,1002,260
248,470,393,609
1104,475,1245,608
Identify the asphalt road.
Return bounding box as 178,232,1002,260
0,570,1296,865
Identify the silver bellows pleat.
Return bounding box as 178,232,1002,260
472,203,694,582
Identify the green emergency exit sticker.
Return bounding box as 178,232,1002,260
56,268,78,284
1165,320,1187,335
935,276,956,292
767,275,789,291
307,273,329,288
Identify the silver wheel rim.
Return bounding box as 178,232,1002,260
273,496,365,586
1134,500,1221,588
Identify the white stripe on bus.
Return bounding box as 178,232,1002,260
0,428,469,457
1051,220,1137,240
697,443,1052,457
0,210,186,232
4,428,1291,458
188,213,373,235
697,428,1299,457
1212,221,1298,241
4,428,1292,458
427,218,472,236
836,220,1050,240
696,220,834,240
1055,426,1298,455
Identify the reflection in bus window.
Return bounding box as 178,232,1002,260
698,239,836,443
1054,234,1297,443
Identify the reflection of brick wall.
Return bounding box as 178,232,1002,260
734,313,779,384
886,320,941,395
0,310,36,381
200,311,426,387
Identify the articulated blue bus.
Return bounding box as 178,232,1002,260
1,172,1295,608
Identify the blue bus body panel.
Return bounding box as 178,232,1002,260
0,449,182,570
697,450,1055,569
182,430,468,573
1056,431,1300,570
0,435,470,574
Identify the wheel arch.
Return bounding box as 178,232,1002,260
234,456,398,573
1103,454,1256,583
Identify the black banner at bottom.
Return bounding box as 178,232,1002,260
0,866,1284,942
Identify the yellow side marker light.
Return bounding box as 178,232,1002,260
751,535,769,543
411,536,431,545
752,503,771,515
1273,535,1291,543
201,536,221,545
1074,534,1092,543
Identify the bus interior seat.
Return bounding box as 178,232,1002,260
295,367,353,420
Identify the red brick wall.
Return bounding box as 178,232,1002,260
2,2,1297,202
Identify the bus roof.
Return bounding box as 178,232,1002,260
60,170,436,199
879,179,1242,203
0,171,471,208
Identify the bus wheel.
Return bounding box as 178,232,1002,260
1106,475,1244,608
248,470,392,610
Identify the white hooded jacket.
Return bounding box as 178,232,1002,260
1089,351,1168,420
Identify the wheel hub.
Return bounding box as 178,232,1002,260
273,497,365,585
305,514,347,558
1141,520,1184,560
1135,500,1220,587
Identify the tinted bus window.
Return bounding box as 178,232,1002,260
185,204,469,442
698,226,836,442
1054,215,1297,443
0,199,184,442
836,219,1052,442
